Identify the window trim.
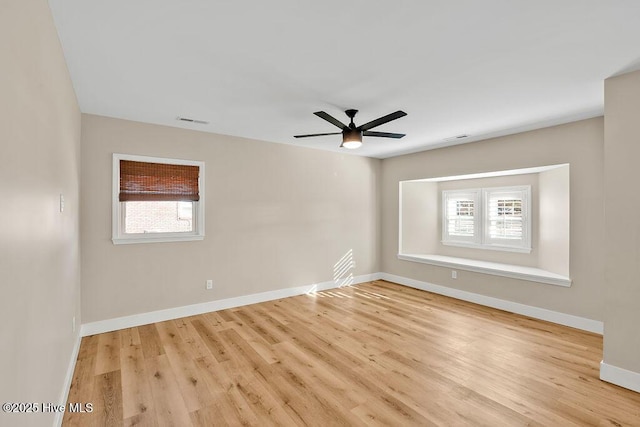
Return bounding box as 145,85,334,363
441,185,531,253
112,153,205,245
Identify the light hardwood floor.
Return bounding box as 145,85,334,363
63,280,640,426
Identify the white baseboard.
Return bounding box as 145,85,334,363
600,361,640,393
81,271,603,337
379,272,603,334
81,273,382,336
54,331,82,427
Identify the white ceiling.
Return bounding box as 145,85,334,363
49,0,640,158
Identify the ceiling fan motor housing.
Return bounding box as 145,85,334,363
343,128,362,140
341,127,363,148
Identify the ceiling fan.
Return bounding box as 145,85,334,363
294,109,407,149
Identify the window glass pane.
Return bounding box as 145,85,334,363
124,201,194,234
447,198,475,237
488,197,522,239
177,201,193,220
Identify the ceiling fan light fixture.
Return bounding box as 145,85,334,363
294,109,406,149
342,129,363,149
342,139,362,149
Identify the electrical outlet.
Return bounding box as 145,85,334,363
206,279,213,290
451,270,457,279
60,194,65,213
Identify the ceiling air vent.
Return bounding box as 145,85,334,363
443,134,469,142
176,116,209,125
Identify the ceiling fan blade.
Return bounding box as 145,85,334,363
363,131,406,139
358,110,407,131
294,132,342,138
314,111,347,130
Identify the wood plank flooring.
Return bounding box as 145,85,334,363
63,280,640,426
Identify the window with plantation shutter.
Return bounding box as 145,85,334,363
442,185,531,252
112,154,205,244
484,186,530,250
442,190,480,244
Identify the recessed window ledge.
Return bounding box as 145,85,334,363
113,235,204,245
397,253,571,287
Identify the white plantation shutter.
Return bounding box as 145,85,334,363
442,186,531,252
447,199,474,236
442,190,480,244
484,186,531,250
488,196,523,239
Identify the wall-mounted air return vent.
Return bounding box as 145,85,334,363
176,116,209,125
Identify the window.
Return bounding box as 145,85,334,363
442,190,480,244
112,154,205,244
483,187,530,250
442,186,530,252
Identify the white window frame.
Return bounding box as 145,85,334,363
441,189,481,246
112,153,205,245
442,185,531,253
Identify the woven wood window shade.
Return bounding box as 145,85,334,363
119,160,200,202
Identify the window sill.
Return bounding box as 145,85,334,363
113,235,204,245
397,253,571,287
441,241,532,254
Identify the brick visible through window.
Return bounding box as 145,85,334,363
124,201,193,233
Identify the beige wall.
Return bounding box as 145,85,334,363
0,0,81,426
400,181,438,254
603,70,640,373
538,166,570,276
382,118,604,320
81,114,381,322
